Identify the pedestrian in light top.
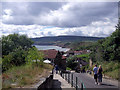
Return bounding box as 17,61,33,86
93,64,98,84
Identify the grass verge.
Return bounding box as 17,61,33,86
2,63,53,88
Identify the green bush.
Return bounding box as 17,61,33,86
25,47,44,65
2,47,27,71
2,33,33,56
75,54,89,62
2,34,34,72
66,67,71,70
66,58,78,70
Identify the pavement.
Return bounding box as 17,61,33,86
52,73,75,89
86,73,119,87
72,72,119,89
52,70,119,90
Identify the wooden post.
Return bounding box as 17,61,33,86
81,83,83,90
60,70,62,77
71,73,73,87
68,73,70,83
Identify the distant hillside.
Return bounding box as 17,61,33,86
31,35,104,45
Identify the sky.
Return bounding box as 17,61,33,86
0,1,118,38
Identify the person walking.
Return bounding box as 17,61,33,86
93,64,98,84
97,65,103,85
55,65,59,74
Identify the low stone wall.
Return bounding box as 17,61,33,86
37,74,53,90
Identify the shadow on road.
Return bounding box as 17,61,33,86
52,79,62,90
101,83,116,87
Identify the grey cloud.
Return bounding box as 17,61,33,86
65,29,84,36
2,2,65,24
27,2,65,16
2,2,118,27
60,2,117,27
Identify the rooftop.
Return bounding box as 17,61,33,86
40,49,58,59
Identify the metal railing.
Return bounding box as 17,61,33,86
59,70,86,90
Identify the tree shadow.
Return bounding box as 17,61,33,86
101,83,116,87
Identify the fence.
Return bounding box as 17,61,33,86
59,70,86,90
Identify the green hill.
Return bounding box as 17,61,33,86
31,35,104,45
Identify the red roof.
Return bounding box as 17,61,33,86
74,51,83,53
40,49,58,59
74,50,88,54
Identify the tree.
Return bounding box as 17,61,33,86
2,34,34,71
90,20,120,62
2,33,33,56
25,46,44,65
54,51,62,67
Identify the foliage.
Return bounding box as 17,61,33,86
71,41,95,50
25,46,44,65
89,22,120,79
66,67,71,70
66,56,78,70
54,51,62,67
75,54,90,62
2,33,33,56
2,47,27,71
2,34,34,72
90,24,120,62
2,33,53,88
67,54,90,70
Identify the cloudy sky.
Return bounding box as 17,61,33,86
0,1,118,38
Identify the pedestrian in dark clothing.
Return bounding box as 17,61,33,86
97,65,103,85
82,67,86,73
55,65,59,74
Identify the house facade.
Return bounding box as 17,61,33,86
40,49,58,64
40,49,66,70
